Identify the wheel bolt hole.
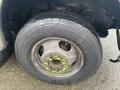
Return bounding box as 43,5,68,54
59,41,71,51
38,45,44,56
71,61,77,67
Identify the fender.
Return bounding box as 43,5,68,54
0,0,6,51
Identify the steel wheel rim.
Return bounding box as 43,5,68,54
31,37,84,78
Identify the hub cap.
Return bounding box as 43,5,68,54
31,37,84,77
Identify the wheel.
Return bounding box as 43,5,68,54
116,29,120,50
0,44,13,67
15,12,102,84
0,32,13,67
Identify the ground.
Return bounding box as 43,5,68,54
0,30,120,90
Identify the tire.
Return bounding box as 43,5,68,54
0,45,13,67
0,33,13,67
116,29,120,50
15,12,102,84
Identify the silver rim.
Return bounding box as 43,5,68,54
31,37,84,78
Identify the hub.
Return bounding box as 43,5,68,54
43,54,69,74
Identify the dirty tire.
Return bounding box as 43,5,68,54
15,12,102,84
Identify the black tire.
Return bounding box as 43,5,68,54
0,45,13,67
0,34,13,67
15,12,102,84
116,29,120,50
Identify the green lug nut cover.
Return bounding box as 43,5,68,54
43,54,69,74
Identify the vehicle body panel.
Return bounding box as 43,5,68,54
0,0,6,51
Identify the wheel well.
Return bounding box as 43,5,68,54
1,0,113,37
